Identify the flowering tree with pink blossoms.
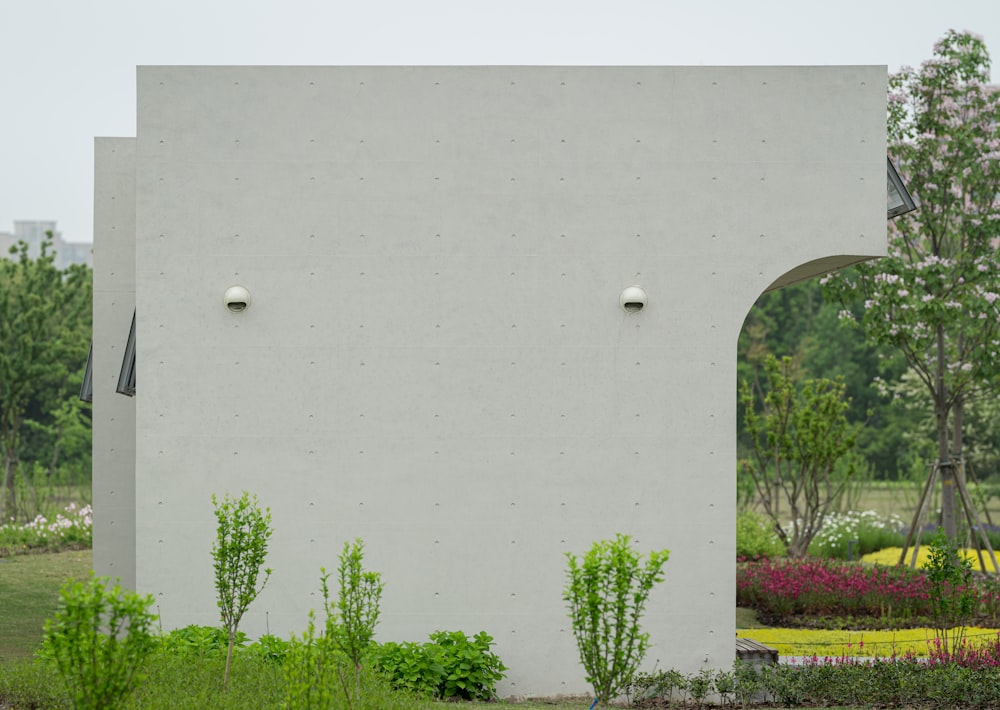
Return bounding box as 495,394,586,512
826,30,1000,539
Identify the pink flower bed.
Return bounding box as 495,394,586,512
737,557,1000,625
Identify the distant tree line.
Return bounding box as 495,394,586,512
0,237,92,521
739,31,1000,536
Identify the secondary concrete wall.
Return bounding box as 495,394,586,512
94,65,886,695
92,138,137,589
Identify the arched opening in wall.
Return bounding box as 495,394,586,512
734,257,898,627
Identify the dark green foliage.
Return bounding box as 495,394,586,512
372,630,507,700
41,574,157,709
0,238,92,521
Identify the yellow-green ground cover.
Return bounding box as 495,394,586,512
737,627,1000,658
863,546,1000,572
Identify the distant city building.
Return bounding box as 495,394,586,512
0,220,92,269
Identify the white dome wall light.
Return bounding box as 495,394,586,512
224,286,251,313
620,285,647,313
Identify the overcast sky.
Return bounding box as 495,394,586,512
2,0,999,244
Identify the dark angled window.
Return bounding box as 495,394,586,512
117,311,136,397
79,342,93,402
887,157,918,219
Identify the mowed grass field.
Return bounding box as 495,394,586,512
795,479,1000,526
0,550,92,658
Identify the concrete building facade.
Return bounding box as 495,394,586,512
92,66,887,695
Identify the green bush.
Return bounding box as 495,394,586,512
630,660,1000,710
372,630,507,701
41,574,157,710
158,625,245,659
282,611,342,710
244,634,290,665
211,491,273,691
564,533,669,704
736,510,785,560
325,538,384,674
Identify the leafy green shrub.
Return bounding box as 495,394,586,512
924,528,977,653
285,627,436,710
629,669,686,703
211,491,273,691
371,639,440,697
372,630,507,701
42,574,157,709
284,544,383,709
158,624,245,659
282,611,341,710
632,660,1000,710
156,625,287,666
428,630,506,700
245,634,290,665
326,538,384,672
736,510,784,560
564,533,669,704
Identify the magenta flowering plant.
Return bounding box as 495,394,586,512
737,557,1000,627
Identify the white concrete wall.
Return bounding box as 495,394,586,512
96,66,886,696
92,138,137,589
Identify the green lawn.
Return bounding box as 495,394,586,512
0,549,92,658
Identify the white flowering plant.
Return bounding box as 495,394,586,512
0,502,92,555
807,509,906,560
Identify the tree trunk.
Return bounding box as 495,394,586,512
2,450,15,523
952,396,966,530
935,324,956,540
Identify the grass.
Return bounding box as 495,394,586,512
837,479,1000,524
736,605,766,629
0,653,591,709
0,549,91,658
0,549,588,708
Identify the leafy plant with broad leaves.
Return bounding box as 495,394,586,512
563,533,670,705
42,574,157,710
372,630,507,700
211,490,273,690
